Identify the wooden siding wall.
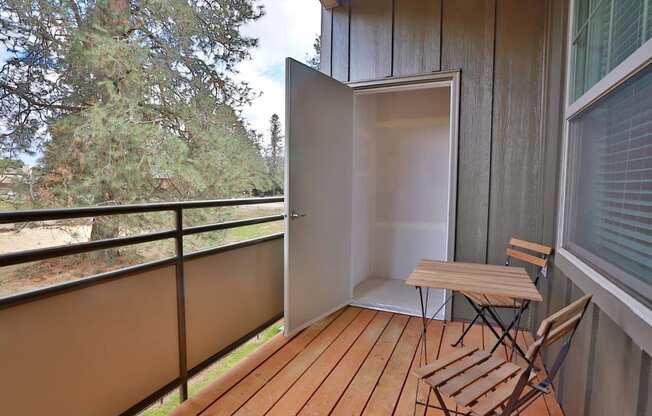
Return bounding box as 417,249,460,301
320,0,555,321
320,1,651,415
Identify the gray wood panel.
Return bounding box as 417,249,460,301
320,6,332,75
440,0,495,321
332,0,350,82
588,309,643,416
349,0,393,81
488,0,546,265
393,0,441,76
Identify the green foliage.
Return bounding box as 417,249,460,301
1,0,276,243
265,113,284,194
306,35,321,70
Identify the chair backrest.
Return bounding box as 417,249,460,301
501,294,592,415
505,237,553,269
526,294,592,362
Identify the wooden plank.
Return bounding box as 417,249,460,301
426,321,481,412
331,0,350,82
426,351,491,387
330,313,409,415
393,0,441,76
441,0,495,277
454,363,521,407
266,309,377,416
349,0,392,81
394,318,446,416
171,332,291,416
509,238,553,256
233,307,362,415
362,317,422,415
487,0,546,267
200,307,352,416
438,356,504,396
413,346,477,378
297,311,393,416
537,294,591,336
320,6,332,75
505,248,547,268
471,374,521,416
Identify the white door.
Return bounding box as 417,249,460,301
284,58,353,335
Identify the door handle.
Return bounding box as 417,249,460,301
288,210,306,219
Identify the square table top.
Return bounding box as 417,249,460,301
405,259,543,302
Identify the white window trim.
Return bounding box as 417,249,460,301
557,0,652,343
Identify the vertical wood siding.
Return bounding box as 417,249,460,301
393,0,441,76
349,0,392,81
319,0,650,414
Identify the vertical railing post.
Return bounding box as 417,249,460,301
175,207,189,401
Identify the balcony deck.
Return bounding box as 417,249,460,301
173,307,564,416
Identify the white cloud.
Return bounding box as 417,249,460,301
235,0,321,145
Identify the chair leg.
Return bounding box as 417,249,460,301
451,311,482,347
433,387,452,416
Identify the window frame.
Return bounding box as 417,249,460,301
557,0,652,333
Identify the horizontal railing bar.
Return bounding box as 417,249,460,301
0,233,284,310
183,215,285,236
0,256,177,310
0,196,284,224
0,230,177,268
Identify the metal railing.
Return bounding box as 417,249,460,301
0,196,285,415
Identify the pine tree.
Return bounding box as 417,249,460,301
267,113,284,195
0,0,273,240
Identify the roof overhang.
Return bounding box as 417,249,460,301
319,0,340,9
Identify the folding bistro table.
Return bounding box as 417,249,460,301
406,260,543,363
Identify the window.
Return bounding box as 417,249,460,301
564,63,652,307
571,0,652,101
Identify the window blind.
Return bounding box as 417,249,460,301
572,0,652,100
566,63,652,307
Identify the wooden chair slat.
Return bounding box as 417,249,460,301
505,248,547,268
455,363,521,407
439,356,505,396
542,314,582,347
470,371,536,416
509,238,553,255
472,376,521,416
537,294,591,337
425,351,491,387
413,346,477,378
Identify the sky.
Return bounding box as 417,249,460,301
3,0,322,165
238,0,321,146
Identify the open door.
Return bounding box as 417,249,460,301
284,58,353,335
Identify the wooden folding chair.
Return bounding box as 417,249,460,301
452,238,553,360
414,294,592,416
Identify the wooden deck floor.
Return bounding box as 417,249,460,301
173,307,564,416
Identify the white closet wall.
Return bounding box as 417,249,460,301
351,86,452,288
